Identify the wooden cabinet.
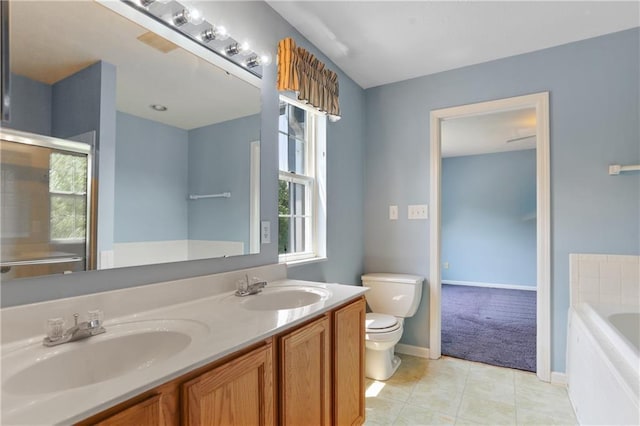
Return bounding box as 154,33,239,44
93,395,163,426
78,297,365,426
333,297,366,426
279,315,332,426
182,342,274,426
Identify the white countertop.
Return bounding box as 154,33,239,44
1,277,367,425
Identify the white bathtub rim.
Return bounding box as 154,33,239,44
572,304,639,399
578,303,639,376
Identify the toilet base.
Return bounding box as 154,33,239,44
365,347,402,381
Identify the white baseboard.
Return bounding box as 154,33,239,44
442,280,536,291
551,371,567,385
395,344,430,359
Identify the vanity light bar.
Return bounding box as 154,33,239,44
125,0,268,78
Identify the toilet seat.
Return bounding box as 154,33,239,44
365,313,401,333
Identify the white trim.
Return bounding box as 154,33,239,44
395,343,431,359
249,141,260,254
285,256,328,268
429,92,551,382
278,96,326,262
442,280,537,291
551,371,568,386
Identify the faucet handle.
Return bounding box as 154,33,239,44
87,310,104,327
45,318,65,341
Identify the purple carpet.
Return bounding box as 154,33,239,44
441,284,536,372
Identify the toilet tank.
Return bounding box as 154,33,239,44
361,273,424,318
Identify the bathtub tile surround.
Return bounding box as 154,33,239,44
567,253,640,424
570,253,640,306
364,354,577,425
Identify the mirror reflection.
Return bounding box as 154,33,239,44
1,1,261,280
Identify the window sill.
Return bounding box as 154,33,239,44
281,256,328,268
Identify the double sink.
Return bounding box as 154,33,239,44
2,285,331,396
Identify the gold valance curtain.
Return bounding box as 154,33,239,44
277,37,340,118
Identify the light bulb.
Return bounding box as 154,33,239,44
245,53,272,69
260,53,272,66
172,7,203,26
201,25,228,43
215,26,229,41
140,0,171,6
239,42,251,56
189,7,205,25
225,42,250,56
173,9,190,26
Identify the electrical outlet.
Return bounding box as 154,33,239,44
408,204,429,220
261,221,271,244
444,262,449,269
389,205,398,220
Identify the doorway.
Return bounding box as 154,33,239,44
429,92,551,381
440,107,537,371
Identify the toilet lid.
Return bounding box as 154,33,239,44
366,313,399,332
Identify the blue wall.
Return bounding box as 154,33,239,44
364,28,640,372
2,3,366,310
2,74,52,135
188,114,260,249
442,149,536,287
114,112,189,242
51,61,117,253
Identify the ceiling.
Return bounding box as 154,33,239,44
267,1,640,89
10,1,260,130
441,108,536,158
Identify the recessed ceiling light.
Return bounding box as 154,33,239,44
150,104,168,112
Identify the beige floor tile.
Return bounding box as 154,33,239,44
468,362,515,382
454,417,487,425
457,394,516,425
514,371,569,399
367,377,417,402
365,395,405,425
394,404,456,426
515,389,576,423
432,357,473,375
366,356,576,426
407,382,463,417
418,368,468,391
516,407,578,426
463,375,515,404
395,354,431,381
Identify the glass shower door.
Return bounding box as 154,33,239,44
0,135,91,279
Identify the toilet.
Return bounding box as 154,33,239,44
362,273,423,381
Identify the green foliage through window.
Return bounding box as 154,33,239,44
49,152,88,240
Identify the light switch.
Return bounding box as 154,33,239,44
389,205,398,220
261,221,271,244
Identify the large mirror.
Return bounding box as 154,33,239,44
0,0,261,280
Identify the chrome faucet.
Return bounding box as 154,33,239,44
235,275,267,297
43,311,106,347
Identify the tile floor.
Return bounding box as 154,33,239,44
364,354,577,425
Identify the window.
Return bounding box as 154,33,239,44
49,152,88,241
278,97,326,263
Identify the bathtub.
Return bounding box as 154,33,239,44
567,303,640,425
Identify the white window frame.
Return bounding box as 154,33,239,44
278,95,326,265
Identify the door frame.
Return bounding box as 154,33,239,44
428,92,551,381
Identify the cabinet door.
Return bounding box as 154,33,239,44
182,342,274,426
333,298,366,426
94,394,162,426
279,315,331,426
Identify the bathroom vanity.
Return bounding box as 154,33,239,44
1,265,367,425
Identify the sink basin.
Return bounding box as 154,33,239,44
241,286,331,311
2,319,208,395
